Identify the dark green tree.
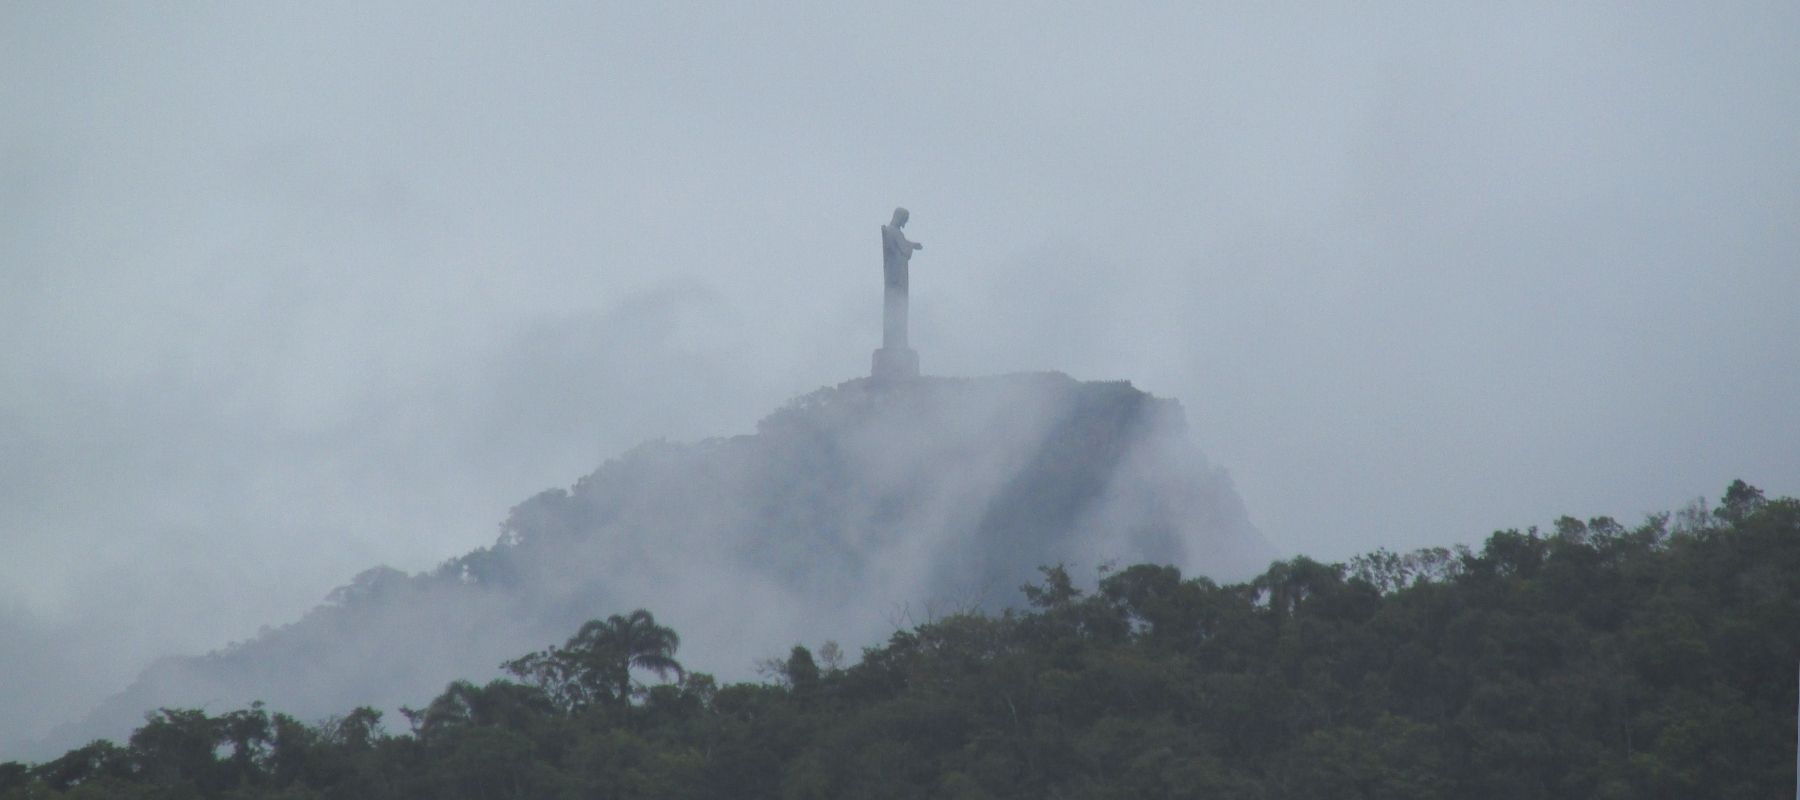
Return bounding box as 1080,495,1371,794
504,609,685,711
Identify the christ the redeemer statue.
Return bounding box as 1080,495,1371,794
873,207,923,380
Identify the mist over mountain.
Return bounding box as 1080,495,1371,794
35,372,1270,757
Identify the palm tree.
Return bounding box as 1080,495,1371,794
506,609,684,711
572,609,685,707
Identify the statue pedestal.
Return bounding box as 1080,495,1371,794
871,346,919,381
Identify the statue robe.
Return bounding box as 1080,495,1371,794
880,224,915,349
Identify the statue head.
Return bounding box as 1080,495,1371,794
889,207,910,228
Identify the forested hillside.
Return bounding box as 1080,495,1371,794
47,373,1268,757
6,481,1794,799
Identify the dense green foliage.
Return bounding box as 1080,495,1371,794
6,482,1796,799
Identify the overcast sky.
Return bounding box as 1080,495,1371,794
4,2,1798,747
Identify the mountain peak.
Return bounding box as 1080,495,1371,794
37,372,1271,758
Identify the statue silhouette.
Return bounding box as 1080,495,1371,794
874,207,924,380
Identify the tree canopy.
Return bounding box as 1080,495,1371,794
4,482,1795,799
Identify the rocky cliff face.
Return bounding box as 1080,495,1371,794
44,372,1273,755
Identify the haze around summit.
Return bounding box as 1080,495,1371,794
4,3,1799,755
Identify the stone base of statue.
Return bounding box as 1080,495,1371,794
871,346,919,381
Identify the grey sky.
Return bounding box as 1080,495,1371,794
4,2,1798,750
